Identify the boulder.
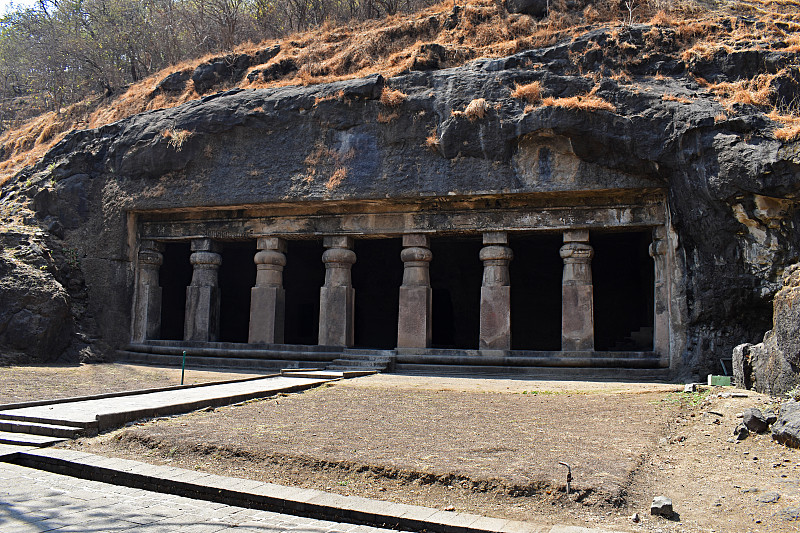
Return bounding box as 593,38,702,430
733,265,800,395
772,401,800,448
153,70,191,94
505,0,548,18
742,408,769,433
650,495,673,517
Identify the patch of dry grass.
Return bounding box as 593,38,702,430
511,81,542,104
541,93,617,113
769,110,800,142
380,87,408,107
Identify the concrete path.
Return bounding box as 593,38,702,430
0,462,402,533
0,375,334,435
3,448,627,533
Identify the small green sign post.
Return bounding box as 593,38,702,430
181,350,187,385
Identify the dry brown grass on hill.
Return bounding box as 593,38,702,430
769,110,800,142
2,0,800,189
541,90,617,113
511,81,543,104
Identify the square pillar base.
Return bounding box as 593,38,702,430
398,286,432,348
248,287,285,344
185,286,220,342
561,284,594,351
132,285,162,343
319,286,354,347
480,286,511,350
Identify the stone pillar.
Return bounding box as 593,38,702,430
131,240,164,343
560,230,594,351
248,237,286,345
184,238,222,342
397,234,433,348
650,226,669,363
479,232,513,350
318,236,356,347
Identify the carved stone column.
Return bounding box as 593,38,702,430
131,240,164,343
397,234,433,348
184,238,222,342
650,226,669,364
318,236,356,347
248,237,286,345
479,232,513,350
560,229,594,351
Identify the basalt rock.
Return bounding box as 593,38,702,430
734,265,800,395
0,26,798,367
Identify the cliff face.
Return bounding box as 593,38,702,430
735,265,800,395
1,25,798,374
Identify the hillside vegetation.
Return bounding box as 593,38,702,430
0,0,798,188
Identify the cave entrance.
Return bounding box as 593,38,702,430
158,242,192,341
592,230,654,351
218,241,257,343
352,238,402,349
509,233,563,351
430,237,483,349
284,239,324,346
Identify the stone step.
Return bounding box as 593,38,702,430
394,352,663,369
281,370,376,379
141,340,342,354
342,348,396,356
327,359,388,368
333,353,393,362
0,419,85,439
115,351,325,371
0,412,90,428
393,363,671,380
0,430,67,447
123,344,342,361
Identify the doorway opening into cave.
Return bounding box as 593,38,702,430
509,233,563,351
592,230,654,351
218,241,257,343
352,238,402,349
430,236,483,349
283,239,325,346
158,242,192,341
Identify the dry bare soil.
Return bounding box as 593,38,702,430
56,373,800,532
0,363,268,404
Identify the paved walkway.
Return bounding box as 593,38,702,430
0,375,334,433
3,448,625,533
0,462,400,533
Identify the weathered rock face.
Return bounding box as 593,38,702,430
735,264,800,395
0,230,73,362
1,26,798,373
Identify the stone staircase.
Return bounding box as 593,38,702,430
116,340,345,371
0,411,89,447
326,349,395,372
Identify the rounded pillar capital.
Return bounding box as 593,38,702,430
138,249,164,268
560,242,594,263
400,246,433,264
479,245,513,263
322,247,356,266
255,249,287,268
190,251,222,268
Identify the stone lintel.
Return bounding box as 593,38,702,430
402,233,430,248
256,236,287,252
323,235,353,249
191,238,222,252
140,239,164,252
563,229,590,243
482,231,508,245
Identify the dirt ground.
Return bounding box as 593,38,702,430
50,372,799,532
0,363,269,404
